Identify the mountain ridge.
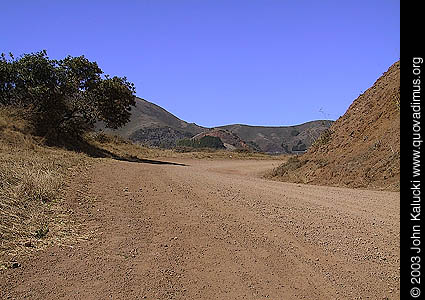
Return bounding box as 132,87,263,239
99,97,333,153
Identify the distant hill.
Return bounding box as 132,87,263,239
192,128,253,151
99,97,333,153
269,61,400,190
219,121,333,154
98,97,205,148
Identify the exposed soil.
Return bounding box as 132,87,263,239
270,61,400,190
0,158,399,299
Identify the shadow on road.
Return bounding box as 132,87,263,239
115,156,187,166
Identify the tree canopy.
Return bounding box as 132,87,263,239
0,50,136,137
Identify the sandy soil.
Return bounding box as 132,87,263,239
0,158,399,299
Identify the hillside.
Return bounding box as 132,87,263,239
100,97,333,153
219,121,333,153
269,61,400,190
98,97,205,148
192,129,253,151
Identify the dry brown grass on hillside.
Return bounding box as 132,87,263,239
0,108,91,267
87,131,283,161
267,61,400,191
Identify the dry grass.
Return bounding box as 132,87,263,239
267,156,306,177
86,132,175,159
87,132,283,161
0,108,90,267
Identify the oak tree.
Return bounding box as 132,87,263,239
0,50,136,138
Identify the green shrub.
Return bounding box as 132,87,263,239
198,136,225,148
177,136,225,149
35,224,49,239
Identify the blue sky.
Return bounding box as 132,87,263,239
1,0,399,127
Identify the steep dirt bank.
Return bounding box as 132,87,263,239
269,61,400,190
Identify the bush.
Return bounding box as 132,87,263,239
177,136,225,149
176,138,195,148
198,136,225,148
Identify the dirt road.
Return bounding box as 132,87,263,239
0,158,399,299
